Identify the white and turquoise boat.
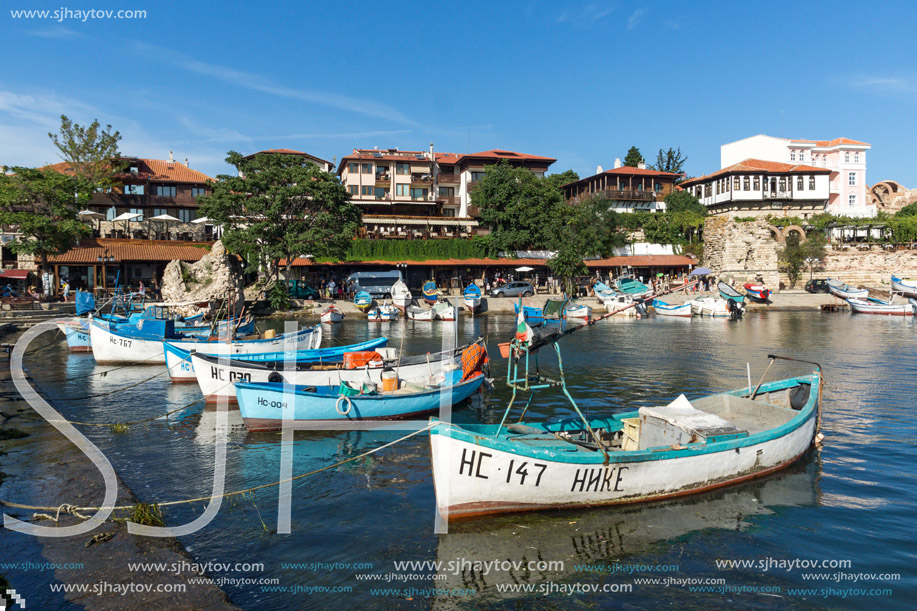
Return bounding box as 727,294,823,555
236,366,485,431
592,282,617,303
827,278,868,300
615,275,651,298
891,275,917,299
651,298,692,317
354,290,373,310
430,336,822,520
463,284,482,312
57,319,92,352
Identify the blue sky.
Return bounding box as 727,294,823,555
2,0,916,185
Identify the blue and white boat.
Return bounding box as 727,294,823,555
354,291,373,310
593,282,617,304
651,299,692,317
827,278,868,300
513,302,544,326
463,284,482,312
847,296,917,316
430,337,823,520
367,304,399,322
422,281,439,305
236,367,485,431
891,275,917,299
163,334,387,383
563,301,592,320
56,318,92,352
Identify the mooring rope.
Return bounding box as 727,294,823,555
0,422,438,516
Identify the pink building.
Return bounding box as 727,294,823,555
721,135,872,217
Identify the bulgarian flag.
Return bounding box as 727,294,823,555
515,305,534,345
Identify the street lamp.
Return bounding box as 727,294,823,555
805,257,816,281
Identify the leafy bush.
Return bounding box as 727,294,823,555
342,237,495,261
268,282,291,311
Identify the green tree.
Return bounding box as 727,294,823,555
650,147,688,179
623,146,644,167
471,160,563,252
896,202,917,217
544,169,579,191
778,232,827,288
0,167,92,282
48,115,123,189
548,205,589,295
198,152,362,277
579,197,628,255
664,190,706,216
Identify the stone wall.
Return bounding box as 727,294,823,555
703,216,780,287
789,248,917,289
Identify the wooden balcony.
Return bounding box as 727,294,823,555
437,173,459,184
411,174,433,184
439,195,460,206
594,189,655,202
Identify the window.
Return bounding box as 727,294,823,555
733,176,740,190
855,153,860,163
396,184,409,197
798,151,805,162
654,182,663,193
362,163,373,174
156,185,176,197
152,208,167,217
797,176,804,190
443,208,456,217
191,187,206,197
348,185,359,195
129,208,144,221
124,184,144,195
471,171,486,182
844,152,850,162
106,206,117,220
374,187,389,199
396,162,410,175
704,184,712,198
375,165,389,179
348,163,360,174
849,194,856,207
743,176,750,190
360,185,372,196
790,151,796,161
410,187,428,200
440,186,455,197
848,172,856,186
753,176,760,190
129,166,139,175
809,176,815,190
716,181,720,195
178,209,194,223
778,178,786,191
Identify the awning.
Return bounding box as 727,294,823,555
364,217,477,227
0,269,30,280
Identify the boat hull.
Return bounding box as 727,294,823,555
564,304,592,319
827,279,868,300
58,319,92,351
406,306,435,321
320,308,344,323
463,297,481,312
743,284,771,302
651,300,692,317
891,276,917,298
846,298,916,316
236,374,484,431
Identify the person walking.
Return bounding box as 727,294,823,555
61,280,70,302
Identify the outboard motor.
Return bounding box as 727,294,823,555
635,301,648,317
726,299,745,321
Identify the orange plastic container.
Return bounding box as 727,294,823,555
343,351,383,369
381,371,398,392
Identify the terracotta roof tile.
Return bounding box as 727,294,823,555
681,158,831,186
789,137,870,147
45,158,214,184
48,239,211,264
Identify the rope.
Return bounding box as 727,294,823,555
0,422,437,515
63,354,193,402
48,392,208,427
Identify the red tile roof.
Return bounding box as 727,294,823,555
681,158,831,186
585,255,694,268
47,239,212,264
461,150,556,164
45,159,214,184
789,137,870,147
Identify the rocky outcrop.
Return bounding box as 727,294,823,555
160,241,244,315
869,181,917,213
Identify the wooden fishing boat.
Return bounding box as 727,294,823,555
406,304,435,321
563,301,592,320
390,279,412,312
827,278,868,300
429,335,823,520
236,360,486,431
891,275,917,299
603,294,645,317
463,284,482,312
57,318,92,352
743,283,771,303
718,281,746,303
615,275,651,298
651,299,692,317
432,301,457,321
367,304,399,322
513,302,544,325
688,296,730,317
89,319,320,366
190,340,485,403
592,282,617,303
422,281,439,305
320,306,344,324
354,291,373,310
846,296,917,316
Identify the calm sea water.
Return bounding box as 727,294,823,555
13,311,917,609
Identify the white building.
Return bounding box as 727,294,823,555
681,159,831,219
721,135,872,217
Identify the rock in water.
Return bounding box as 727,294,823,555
160,241,245,315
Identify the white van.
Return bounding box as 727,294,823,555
346,270,404,298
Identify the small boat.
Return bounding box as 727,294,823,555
564,301,592,320
463,284,482,312
406,304,435,321
57,318,92,352
432,301,457,321
430,337,822,520
236,361,486,431
422,281,439,305
847,296,917,316
320,306,344,324
615,275,651,298
513,302,544,326
651,299,692,317
593,282,617,303
390,280,412,312
354,291,373,310
891,275,917,299
603,294,645,317
541,299,567,324
191,340,486,403
827,278,868,300
718,281,746,303
166,336,389,386
367,304,399,322
743,283,771,303
689,296,731,317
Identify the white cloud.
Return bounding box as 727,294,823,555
628,8,648,30
27,27,85,39
558,2,617,24
133,42,419,127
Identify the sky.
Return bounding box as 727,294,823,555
1,0,916,185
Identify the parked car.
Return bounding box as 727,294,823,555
489,281,534,298
285,280,321,299
805,279,830,294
